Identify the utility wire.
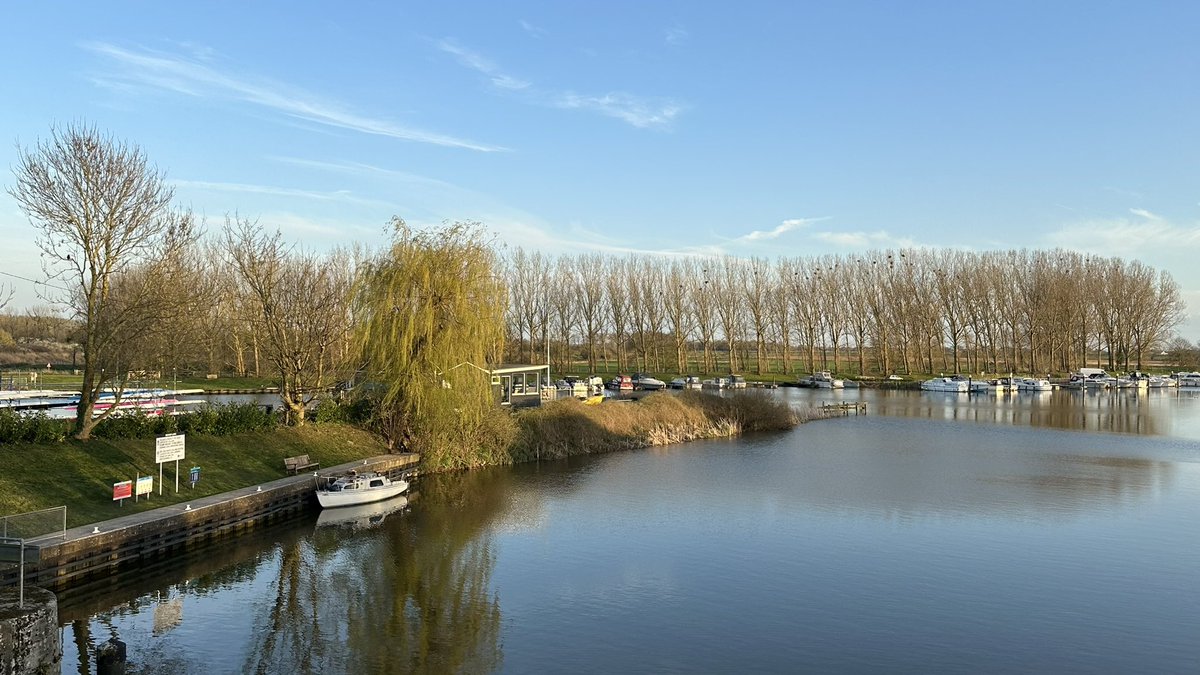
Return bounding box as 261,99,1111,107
0,269,72,293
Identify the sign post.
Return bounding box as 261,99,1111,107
135,475,153,502
189,466,200,489
113,480,132,507
155,434,186,495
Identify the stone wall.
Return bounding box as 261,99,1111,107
0,586,60,674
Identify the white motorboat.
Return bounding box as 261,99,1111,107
1067,370,1111,389
1175,372,1200,387
1019,378,1054,391
669,377,687,389
702,377,728,389
729,375,748,389
632,373,667,390
986,377,1020,393
805,371,844,389
921,376,969,393
316,470,409,508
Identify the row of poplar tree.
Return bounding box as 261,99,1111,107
503,248,1184,379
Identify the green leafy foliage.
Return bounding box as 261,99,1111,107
352,220,510,467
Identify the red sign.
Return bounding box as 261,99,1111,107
113,480,133,501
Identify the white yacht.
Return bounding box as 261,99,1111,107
805,371,845,389
921,376,970,393
1019,378,1054,391
1174,372,1200,387
316,470,409,508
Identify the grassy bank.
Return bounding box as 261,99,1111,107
509,390,799,463
0,390,799,528
0,423,386,527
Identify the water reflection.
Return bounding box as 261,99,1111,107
313,495,408,531
62,469,520,674
778,386,1200,438
744,418,1180,520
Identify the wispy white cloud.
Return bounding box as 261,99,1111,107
83,42,505,152
554,92,682,129
1130,207,1163,221
738,217,824,242
665,25,689,46
437,40,531,91
1042,216,1200,254
171,179,396,209
436,38,683,129
812,229,918,248
250,211,385,241
519,19,547,38
268,156,467,192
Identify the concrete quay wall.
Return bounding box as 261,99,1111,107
2,454,418,591
0,587,60,674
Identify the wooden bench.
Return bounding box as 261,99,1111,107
284,454,320,474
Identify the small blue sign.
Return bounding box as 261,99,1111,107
189,466,200,486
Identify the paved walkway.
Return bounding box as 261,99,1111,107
26,453,419,547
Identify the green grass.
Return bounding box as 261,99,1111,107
0,423,387,528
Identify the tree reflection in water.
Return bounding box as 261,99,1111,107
243,467,511,674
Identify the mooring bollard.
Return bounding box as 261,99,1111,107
97,636,127,675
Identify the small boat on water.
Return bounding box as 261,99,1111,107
316,470,410,508
632,373,667,390
802,371,844,389
1067,369,1112,389
1174,372,1200,387
729,375,748,389
921,376,969,393
1018,378,1054,392
606,375,634,391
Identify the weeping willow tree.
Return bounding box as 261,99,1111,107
353,219,514,469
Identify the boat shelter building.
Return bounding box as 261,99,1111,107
489,364,550,406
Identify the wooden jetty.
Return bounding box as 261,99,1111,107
815,402,867,417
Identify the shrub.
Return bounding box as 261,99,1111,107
0,409,70,444
312,398,346,424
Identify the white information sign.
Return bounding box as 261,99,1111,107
155,434,186,463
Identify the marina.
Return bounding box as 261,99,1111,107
34,387,1200,674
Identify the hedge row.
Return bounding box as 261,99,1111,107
0,402,287,444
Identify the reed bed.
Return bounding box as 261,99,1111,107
508,391,798,463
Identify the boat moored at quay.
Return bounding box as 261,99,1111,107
921,376,970,393
316,470,410,509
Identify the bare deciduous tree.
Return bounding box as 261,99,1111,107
222,217,352,425
8,123,193,439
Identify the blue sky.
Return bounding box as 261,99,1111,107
3,1,1200,334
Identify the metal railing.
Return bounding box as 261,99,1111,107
0,505,67,541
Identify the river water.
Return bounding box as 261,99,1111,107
55,388,1200,673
